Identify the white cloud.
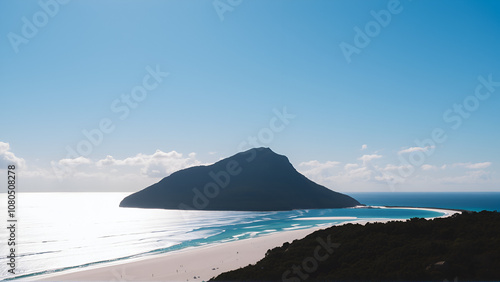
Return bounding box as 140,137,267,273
96,149,202,178
343,166,372,180
310,160,377,186
467,162,492,169
302,155,495,191
0,141,26,168
374,173,404,184
358,154,382,165
96,155,117,166
5,142,497,192
344,163,359,170
0,142,9,154
382,164,412,171
59,156,92,167
323,164,378,186
421,164,437,171
49,157,94,180
361,144,367,150
299,160,340,168
298,160,341,182
453,162,492,170
441,170,491,184
398,146,435,154
371,164,414,186
301,155,396,187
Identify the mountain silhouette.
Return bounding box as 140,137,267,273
119,148,360,211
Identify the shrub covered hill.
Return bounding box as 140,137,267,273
120,147,360,211
212,211,500,281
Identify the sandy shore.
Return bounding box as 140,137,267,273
390,206,461,218
36,207,461,281
37,227,324,282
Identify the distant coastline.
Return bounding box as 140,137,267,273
384,205,470,213
349,192,500,212
351,205,463,219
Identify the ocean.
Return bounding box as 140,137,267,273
1,192,498,280
351,192,500,212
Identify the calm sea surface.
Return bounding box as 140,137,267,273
0,192,497,280
351,192,500,212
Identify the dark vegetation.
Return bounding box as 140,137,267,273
120,147,360,211
212,211,500,281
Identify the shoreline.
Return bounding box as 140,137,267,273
36,226,326,282
379,206,463,218
383,205,470,214
34,206,461,281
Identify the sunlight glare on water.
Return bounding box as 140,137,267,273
0,192,445,280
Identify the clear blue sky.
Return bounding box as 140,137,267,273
1,0,499,192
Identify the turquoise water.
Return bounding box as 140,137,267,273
0,192,457,280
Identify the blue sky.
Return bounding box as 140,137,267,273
1,0,499,192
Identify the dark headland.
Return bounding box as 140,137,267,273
119,147,360,211
211,211,500,281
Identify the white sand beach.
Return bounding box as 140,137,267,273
37,207,460,282
38,227,324,282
